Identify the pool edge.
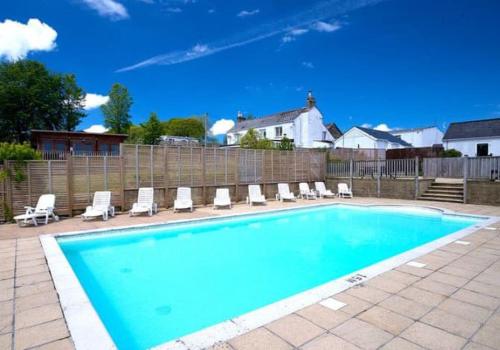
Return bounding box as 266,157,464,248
40,203,499,350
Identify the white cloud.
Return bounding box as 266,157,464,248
80,0,129,20
210,119,235,135
208,9,216,14
237,9,260,17
374,123,392,132
118,0,382,71
0,18,57,61
360,123,393,131
84,93,109,110
311,20,341,32
302,61,314,69
84,124,109,133
282,27,309,43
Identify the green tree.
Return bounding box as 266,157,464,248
240,128,260,149
162,117,205,139
126,125,145,144
102,83,133,134
240,128,274,149
0,60,86,142
141,112,164,145
441,149,462,157
277,136,294,150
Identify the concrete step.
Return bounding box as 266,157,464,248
430,183,464,188
426,189,464,195
417,197,464,203
420,192,463,198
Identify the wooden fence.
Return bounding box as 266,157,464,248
0,145,326,222
423,156,500,180
327,158,418,178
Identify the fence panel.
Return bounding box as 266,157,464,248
467,157,500,180
423,158,464,178
327,158,416,178
1,145,327,221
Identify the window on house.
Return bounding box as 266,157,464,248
322,131,327,141
55,142,66,152
110,144,119,155
477,143,489,157
275,126,283,138
259,129,267,138
42,141,52,152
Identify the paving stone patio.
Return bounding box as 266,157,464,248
1,197,499,350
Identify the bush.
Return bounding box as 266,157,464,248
0,142,41,182
441,149,462,157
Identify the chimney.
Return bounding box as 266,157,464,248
237,111,246,123
306,90,316,108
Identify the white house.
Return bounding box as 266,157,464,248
334,126,411,150
390,126,443,148
443,118,500,156
226,92,337,148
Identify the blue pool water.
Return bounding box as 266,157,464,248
58,205,480,350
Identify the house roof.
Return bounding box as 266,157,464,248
227,107,309,133
30,129,128,138
443,118,500,140
325,123,343,139
356,126,412,147
390,126,437,134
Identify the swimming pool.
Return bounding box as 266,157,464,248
56,204,482,350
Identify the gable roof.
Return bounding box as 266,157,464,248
228,107,308,133
356,126,412,147
325,123,343,139
390,126,438,134
443,118,500,140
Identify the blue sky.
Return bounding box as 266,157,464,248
1,0,500,135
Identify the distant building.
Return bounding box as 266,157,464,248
226,92,336,148
334,126,411,150
159,135,200,146
31,130,128,155
443,118,500,156
390,126,443,148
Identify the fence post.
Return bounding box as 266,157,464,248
135,144,139,189
235,149,240,202
67,155,74,216
103,156,108,191
5,162,13,219
377,158,381,198
150,145,154,187
163,145,169,208
27,163,32,207
202,147,207,205
463,156,468,204
119,145,126,211
349,158,354,190
86,156,91,205
48,160,53,194
414,156,419,200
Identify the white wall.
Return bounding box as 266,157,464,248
392,127,443,147
334,128,405,150
444,137,500,156
227,123,294,145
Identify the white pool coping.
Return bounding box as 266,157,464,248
40,203,499,350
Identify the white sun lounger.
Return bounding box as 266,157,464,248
246,185,266,206
299,182,317,200
174,187,193,212
315,182,335,198
14,194,59,227
338,183,353,198
129,187,158,216
214,188,232,209
82,191,114,221
276,183,296,202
